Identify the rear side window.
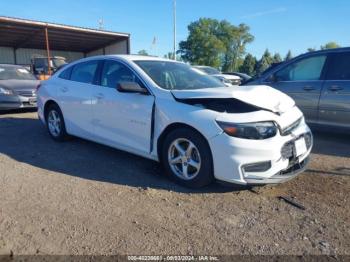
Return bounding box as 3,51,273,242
59,66,72,80
275,55,327,81
70,61,99,84
326,52,350,80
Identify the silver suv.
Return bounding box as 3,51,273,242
246,47,350,130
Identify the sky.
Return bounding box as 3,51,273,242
1,0,349,59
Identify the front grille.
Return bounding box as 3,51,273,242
17,90,36,97
281,132,313,160
281,142,294,159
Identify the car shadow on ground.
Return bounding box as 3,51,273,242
1,114,349,192
0,115,248,194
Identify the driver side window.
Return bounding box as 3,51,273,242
100,60,142,88
274,55,327,81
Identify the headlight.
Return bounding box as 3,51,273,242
0,87,13,95
216,121,277,140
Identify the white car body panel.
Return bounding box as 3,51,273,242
37,55,312,185
90,84,154,154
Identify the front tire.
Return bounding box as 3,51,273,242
161,127,214,188
45,104,69,142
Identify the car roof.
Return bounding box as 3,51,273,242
257,47,350,79
104,54,174,62
305,47,350,55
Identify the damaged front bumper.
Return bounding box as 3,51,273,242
208,119,313,185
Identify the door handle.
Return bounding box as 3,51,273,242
329,85,343,91
60,87,68,93
94,93,104,99
303,86,315,91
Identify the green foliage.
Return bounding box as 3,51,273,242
178,18,225,68
220,23,254,72
240,54,256,76
307,47,316,52
164,52,175,60
284,50,293,61
256,49,273,76
320,42,340,50
178,18,253,71
273,53,282,63
137,49,149,56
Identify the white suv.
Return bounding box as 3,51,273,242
37,55,312,188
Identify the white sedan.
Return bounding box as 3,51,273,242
37,55,313,188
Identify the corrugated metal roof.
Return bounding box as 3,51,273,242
0,16,130,53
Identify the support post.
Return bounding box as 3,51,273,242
44,26,52,75
13,48,17,65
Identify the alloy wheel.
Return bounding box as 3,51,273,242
47,110,61,137
168,138,201,180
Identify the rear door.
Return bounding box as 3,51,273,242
56,60,100,137
319,51,350,128
264,55,328,123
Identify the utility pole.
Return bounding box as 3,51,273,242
173,0,176,60
44,26,51,76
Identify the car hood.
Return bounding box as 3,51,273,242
171,85,295,114
0,79,40,91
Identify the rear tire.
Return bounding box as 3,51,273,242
45,103,69,142
161,127,214,188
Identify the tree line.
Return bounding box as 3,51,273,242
138,18,341,77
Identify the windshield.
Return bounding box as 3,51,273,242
0,67,36,80
195,66,221,75
135,61,225,90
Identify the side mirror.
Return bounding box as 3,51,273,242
117,82,148,94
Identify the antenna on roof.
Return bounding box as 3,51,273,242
98,18,104,30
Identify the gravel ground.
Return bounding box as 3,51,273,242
0,110,349,256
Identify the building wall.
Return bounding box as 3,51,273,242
0,38,128,65
0,47,84,65
86,39,129,57
15,48,84,65
0,47,15,64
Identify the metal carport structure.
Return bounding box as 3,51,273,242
0,16,130,66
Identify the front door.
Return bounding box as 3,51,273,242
265,55,328,124
91,60,154,154
319,51,350,128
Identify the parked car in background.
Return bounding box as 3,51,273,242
193,65,241,86
0,64,40,110
245,47,350,130
37,55,312,188
31,56,67,80
223,72,251,84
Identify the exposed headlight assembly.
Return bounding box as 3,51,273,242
0,87,13,95
216,121,277,140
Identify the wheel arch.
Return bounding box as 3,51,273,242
156,122,213,163
43,100,60,120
